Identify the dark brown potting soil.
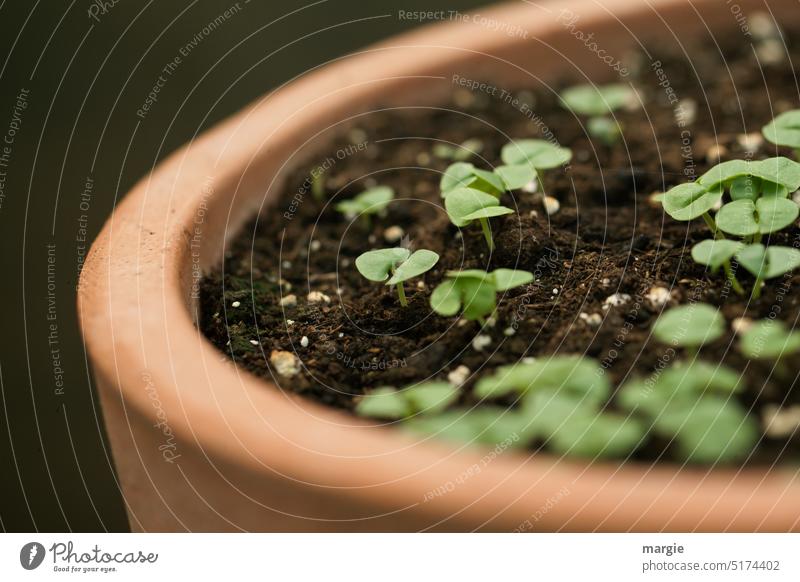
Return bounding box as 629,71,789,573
201,25,800,464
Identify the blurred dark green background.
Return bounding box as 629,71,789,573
0,0,491,532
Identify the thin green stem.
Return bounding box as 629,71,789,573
751,274,763,300
361,214,372,231
722,260,744,295
795,148,800,161
702,212,722,239
396,282,407,307
311,171,325,201
479,217,495,251
753,232,763,245
476,316,487,327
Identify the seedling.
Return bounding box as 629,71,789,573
440,162,506,197
560,83,638,144
651,303,725,355
433,138,484,162
355,381,459,419
355,247,439,306
739,320,800,369
762,110,800,158
335,186,394,228
430,268,533,324
311,170,325,201
409,356,645,457
618,361,755,463
499,139,573,190
691,239,744,294
662,157,800,295
473,355,609,403
734,243,800,299
444,187,514,250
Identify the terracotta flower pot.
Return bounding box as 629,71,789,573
79,0,800,531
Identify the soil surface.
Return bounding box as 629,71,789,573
201,25,800,464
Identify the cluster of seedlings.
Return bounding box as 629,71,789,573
291,82,800,464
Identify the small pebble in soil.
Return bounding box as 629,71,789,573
270,350,301,377
601,278,611,288
416,152,431,166
757,38,786,65
543,195,560,216
249,339,259,346
749,11,781,40
761,404,800,439
645,286,671,309
603,293,632,310
676,98,697,125
705,144,728,164
792,190,800,206
736,133,763,155
447,365,471,386
472,335,492,351
282,260,292,269
231,301,241,308
307,291,331,303
503,326,516,336
341,258,351,267
310,240,321,252
280,294,297,307
522,179,538,193
286,319,295,326
348,127,368,144
731,317,754,335
579,312,603,327
300,336,309,348
416,281,425,290
552,288,559,295
383,225,404,243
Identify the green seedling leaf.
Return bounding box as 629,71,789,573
444,187,514,227
652,303,725,348
523,388,597,440
662,182,722,220
335,186,395,218
761,181,790,198
491,268,535,291
495,164,536,190
699,157,800,192
355,387,411,419
405,408,535,446
470,168,505,195
404,381,460,414
697,159,751,189
474,356,609,404
716,197,798,236
355,381,459,419
691,239,744,272
440,162,477,195
736,244,800,280
500,139,573,170
355,248,411,281
386,250,440,285
729,176,761,201
429,279,461,316
548,414,645,458
587,116,622,145
660,361,743,394
560,83,637,117
763,110,800,150
739,320,800,360
431,268,534,322
656,398,758,463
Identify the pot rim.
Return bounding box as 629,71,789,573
79,0,800,531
